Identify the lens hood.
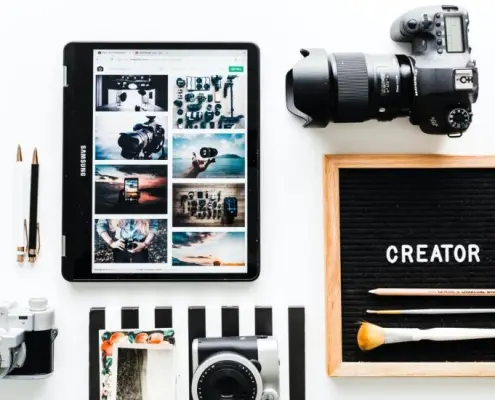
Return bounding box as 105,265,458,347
286,48,333,127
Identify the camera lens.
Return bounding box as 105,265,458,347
192,353,262,400
200,147,218,158
118,129,153,159
286,48,414,127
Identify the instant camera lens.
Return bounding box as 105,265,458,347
285,48,414,127
200,147,218,158
192,355,261,400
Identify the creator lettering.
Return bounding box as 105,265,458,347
386,244,480,264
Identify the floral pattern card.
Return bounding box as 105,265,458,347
99,329,176,400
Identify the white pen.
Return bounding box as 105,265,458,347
16,145,27,263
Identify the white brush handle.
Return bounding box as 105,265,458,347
384,327,495,344
419,328,495,341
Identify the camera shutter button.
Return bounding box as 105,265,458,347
29,298,48,311
407,19,418,30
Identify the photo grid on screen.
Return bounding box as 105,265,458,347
92,50,248,274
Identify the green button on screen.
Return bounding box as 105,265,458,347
229,66,244,72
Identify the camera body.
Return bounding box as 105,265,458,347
123,240,138,251
223,197,238,225
200,147,218,159
286,5,479,136
191,336,279,400
118,116,166,159
390,5,478,134
0,298,57,379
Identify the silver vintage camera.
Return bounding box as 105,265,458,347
191,336,280,400
0,298,57,379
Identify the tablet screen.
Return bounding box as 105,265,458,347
92,50,248,274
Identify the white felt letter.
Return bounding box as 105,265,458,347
430,245,442,262
402,245,413,263
454,245,466,262
417,244,428,263
468,244,480,263
441,244,454,262
386,246,398,264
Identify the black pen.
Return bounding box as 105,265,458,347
28,148,39,263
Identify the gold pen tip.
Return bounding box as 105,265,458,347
32,148,38,164
17,145,22,162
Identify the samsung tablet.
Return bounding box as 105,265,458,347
62,42,260,281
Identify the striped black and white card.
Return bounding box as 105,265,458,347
89,306,305,400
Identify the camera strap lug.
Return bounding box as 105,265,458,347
0,306,9,328
50,329,59,343
448,132,463,138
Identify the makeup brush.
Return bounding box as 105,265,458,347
367,308,495,315
357,322,495,351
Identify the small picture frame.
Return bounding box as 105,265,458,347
99,329,176,400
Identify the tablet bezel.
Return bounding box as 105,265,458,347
62,42,260,281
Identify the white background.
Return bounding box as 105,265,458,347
0,0,494,399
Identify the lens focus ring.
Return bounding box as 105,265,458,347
333,53,369,122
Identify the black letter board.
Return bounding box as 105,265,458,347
324,155,495,377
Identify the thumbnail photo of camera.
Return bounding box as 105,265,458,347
173,133,245,178
95,114,168,161
95,75,168,112
172,232,245,267
0,298,57,379
172,75,246,129
94,219,167,264
95,165,168,215
173,183,244,227
191,336,279,400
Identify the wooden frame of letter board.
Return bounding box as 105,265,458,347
324,154,495,377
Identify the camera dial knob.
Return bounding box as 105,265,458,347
447,108,471,131
29,298,48,311
261,389,279,400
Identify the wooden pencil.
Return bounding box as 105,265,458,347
367,308,495,315
369,288,495,296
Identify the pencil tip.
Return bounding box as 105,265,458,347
32,148,38,164
366,310,376,314
17,145,22,162
368,289,377,294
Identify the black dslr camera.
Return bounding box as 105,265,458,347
286,5,478,136
0,299,57,379
118,116,166,159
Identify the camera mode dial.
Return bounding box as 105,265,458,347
447,108,471,131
